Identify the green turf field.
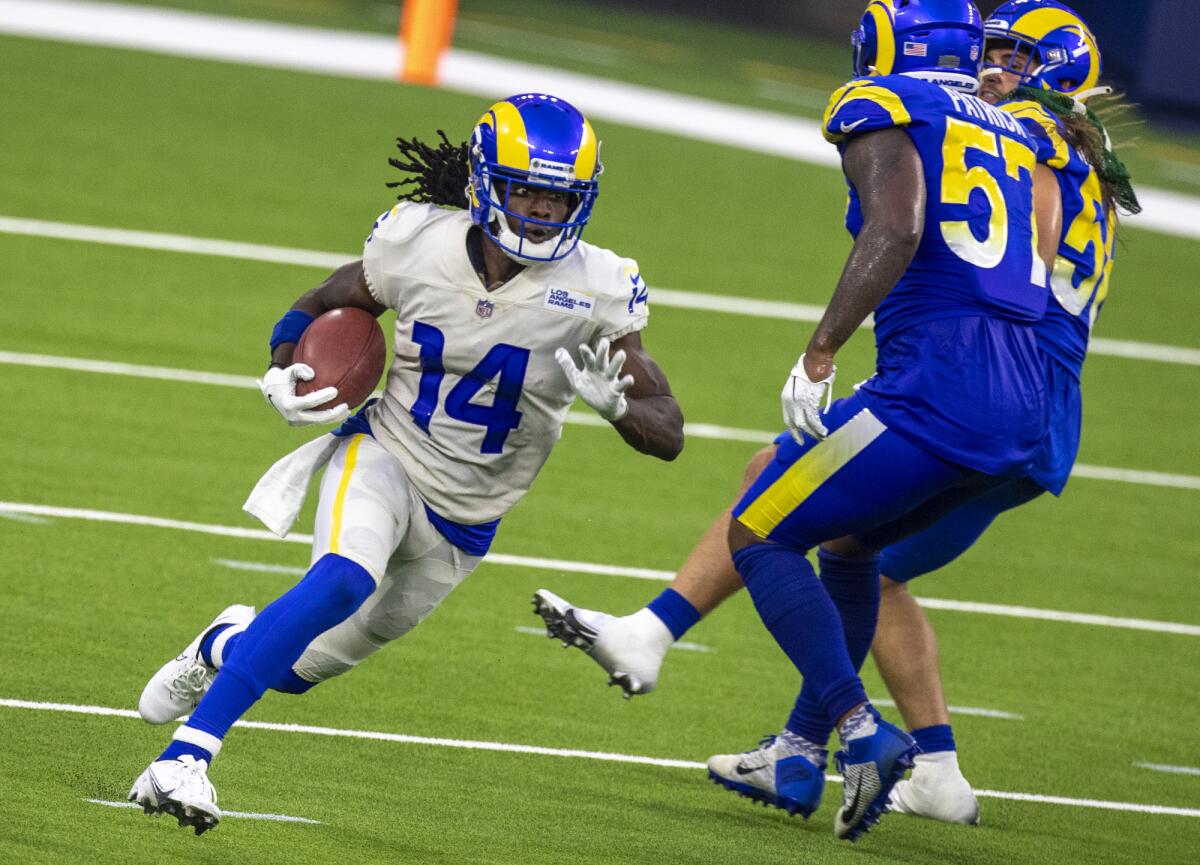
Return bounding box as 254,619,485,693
2,4,1199,864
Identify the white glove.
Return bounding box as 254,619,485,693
782,353,836,442
258,363,350,427
555,338,634,422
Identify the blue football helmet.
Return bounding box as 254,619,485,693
467,94,602,264
852,0,985,93
984,0,1101,100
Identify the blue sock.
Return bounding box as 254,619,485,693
911,724,956,754
734,544,867,732
161,554,374,762
274,669,318,695
199,624,232,668
159,739,214,764
787,549,883,739
645,588,701,640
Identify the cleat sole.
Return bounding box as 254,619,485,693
708,770,817,820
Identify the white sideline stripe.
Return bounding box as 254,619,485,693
514,624,715,654
1135,762,1200,777
0,2,1197,242
4,351,1200,492
969,788,1200,818
4,216,1200,369
870,698,1023,721
213,552,674,582
84,798,320,824
916,597,1200,637
2,699,1197,818
6,503,1200,638
0,511,52,524
214,558,306,575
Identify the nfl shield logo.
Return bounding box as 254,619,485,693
476,299,495,319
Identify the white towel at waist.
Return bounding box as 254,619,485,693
243,434,341,537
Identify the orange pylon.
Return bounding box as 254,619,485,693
399,0,458,85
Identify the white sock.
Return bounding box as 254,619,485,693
625,607,675,653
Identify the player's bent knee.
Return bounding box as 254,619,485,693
741,445,777,487
308,553,378,608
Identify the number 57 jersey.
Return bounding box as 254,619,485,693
824,74,1048,345
360,202,649,525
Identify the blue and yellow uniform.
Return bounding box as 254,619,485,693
882,96,1118,580
733,74,1049,552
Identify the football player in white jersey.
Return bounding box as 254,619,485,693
127,93,683,834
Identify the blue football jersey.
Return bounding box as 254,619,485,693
1002,98,1116,379
824,74,1048,344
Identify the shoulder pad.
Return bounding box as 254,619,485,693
824,78,914,145
1001,100,1071,169
364,201,444,247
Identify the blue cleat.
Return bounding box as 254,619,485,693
833,708,918,841
707,734,826,818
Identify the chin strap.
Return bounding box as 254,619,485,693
492,217,561,265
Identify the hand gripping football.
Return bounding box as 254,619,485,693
294,307,386,410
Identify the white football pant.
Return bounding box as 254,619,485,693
292,433,482,683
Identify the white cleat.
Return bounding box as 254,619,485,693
138,604,255,724
888,753,981,825
531,590,671,698
128,755,221,835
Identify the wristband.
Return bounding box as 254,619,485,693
269,310,315,352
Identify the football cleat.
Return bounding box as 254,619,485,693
532,590,668,698
707,734,826,819
833,707,918,841
888,753,981,825
128,755,221,835
138,604,255,724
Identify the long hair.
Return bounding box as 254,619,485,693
386,131,470,209
1012,86,1141,222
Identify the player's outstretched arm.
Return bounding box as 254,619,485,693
556,333,684,461
609,332,684,460
805,128,926,379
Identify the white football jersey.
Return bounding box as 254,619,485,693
360,202,649,524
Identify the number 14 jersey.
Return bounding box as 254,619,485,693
361,202,649,525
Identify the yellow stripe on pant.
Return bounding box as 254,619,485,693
330,434,364,554
737,410,888,539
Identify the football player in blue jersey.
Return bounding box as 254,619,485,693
539,0,1051,841
878,0,1139,822
534,0,1139,834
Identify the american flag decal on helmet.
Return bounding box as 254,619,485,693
903,42,928,57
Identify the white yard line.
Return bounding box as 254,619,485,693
1,1,1197,241
3,350,1200,491
84,798,320,824
2,698,1196,818
869,698,1023,721
4,215,1200,368
915,598,1200,637
1134,762,1200,777
3,502,1197,637
0,511,52,524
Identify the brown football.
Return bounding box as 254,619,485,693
294,307,386,410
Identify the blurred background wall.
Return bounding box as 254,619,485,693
596,0,1200,128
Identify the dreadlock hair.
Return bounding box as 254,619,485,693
387,131,471,209
1011,85,1142,223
